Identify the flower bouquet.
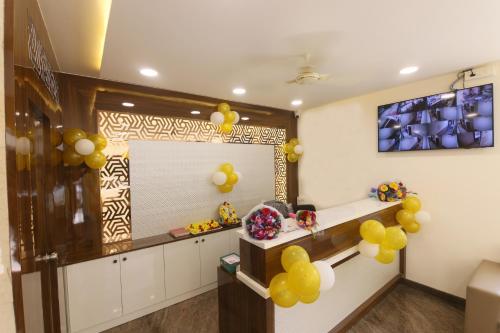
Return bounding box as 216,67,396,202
243,204,283,240
370,181,408,202
186,219,221,235
296,210,317,231
218,201,239,225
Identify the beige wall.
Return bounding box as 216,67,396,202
0,0,17,331
299,62,500,297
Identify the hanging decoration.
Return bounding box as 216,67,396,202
283,138,303,163
210,103,240,134
211,162,241,193
369,181,410,202
269,245,335,308
395,196,431,233
357,219,408,264
243,204,283,240
62,128,108,169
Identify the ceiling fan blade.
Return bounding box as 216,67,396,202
286,79,298,84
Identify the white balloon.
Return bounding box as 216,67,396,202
74,139,95,156
16,137,31,155
232,111,240,124
210,112,225,125
293,144,304,155
235,171,242,181
415,211,431,225
212,171,227,186
358,240,379,258
313,260,336,291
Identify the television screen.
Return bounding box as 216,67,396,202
378,83,494,152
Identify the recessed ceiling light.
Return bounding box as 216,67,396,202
440,92,455,100
232,87,246,95
122,102,135,107
399,66,419,75
291,99,303,106
241,116,250,121
139,68,158,77
190,110,201,115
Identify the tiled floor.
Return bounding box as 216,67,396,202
104,283,464,333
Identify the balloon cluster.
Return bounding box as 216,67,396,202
269,245,335,308
395,196,431,233
210,103,240,134
358,220,408,264
211,162,241,193
62,128,108,169
16,129,64,171
283,138,303,163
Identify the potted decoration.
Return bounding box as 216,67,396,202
243,204,283,240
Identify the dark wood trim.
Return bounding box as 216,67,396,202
331,252,360,269
400,278,466,310
329,274,403,333
399,247,406,277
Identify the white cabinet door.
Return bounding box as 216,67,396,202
164,238,201,299
200,231,230,286
65,255,122,332
120,246,166,314
228,228,242,255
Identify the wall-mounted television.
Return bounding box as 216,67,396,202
378,83,494,152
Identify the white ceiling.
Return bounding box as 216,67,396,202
40,0,500,110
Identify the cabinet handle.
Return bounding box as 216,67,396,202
201,239,205,243
195,240,199,244
113,259,118,264
122,257,127,261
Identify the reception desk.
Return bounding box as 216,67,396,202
218,198,404,333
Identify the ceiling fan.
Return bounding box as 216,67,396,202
286,53,331,85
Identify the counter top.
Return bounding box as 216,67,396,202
237,198,400,249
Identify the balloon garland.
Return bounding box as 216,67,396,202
395,196,431,233
210,103,240,134
16,129,63,171
211,162,241,193
357,220,408,264
283,138,303,163
269,245,335,308
62,129,108,169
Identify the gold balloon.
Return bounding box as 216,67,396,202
288,261,321,298
50,129,62,147
360,220,386,244
402,196,421,213
220,163,234,175
225,111,236,123
218,184,233,193
299,291,320,304
63,147,84,166
220,122,233,134
217,103,231,114
63,128,87,146
375,246,395,264
404,221,421,233
289,138,299,146
84,151,106,169
226,172,239,185
396,209,415,226
381,226,407,250
269,273,299,308
287,153,299,163
284,143,294,154
50,149,62,167
88,133,107,151
281,245,310,272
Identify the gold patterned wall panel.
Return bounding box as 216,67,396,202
99,110,287,243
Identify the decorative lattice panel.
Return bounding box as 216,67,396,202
99,110,287,244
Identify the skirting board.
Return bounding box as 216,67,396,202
400,278,466,310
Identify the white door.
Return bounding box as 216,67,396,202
65,255,122,332
120,246,166,314
164,238,201,299
200,231,230,286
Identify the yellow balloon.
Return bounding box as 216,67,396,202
217,103,231,114
404,221,421,233
225,111,236,123
289,138,299,146
63,128,87,146
284,143,294,154
218,184,233,193
220,163,234,175
396,209,415,226
402,196,421,213
281,245,310,272
226,172,239,185
220,122,233,134
269,273,299,308
299,290,320,304
375,246,395,264
360,220,386,244
63,147,84,166
88,133,107,151
84,151,107,169
287,153,299,163
50,129,62,147
288,261,320,298
381,226,407,250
